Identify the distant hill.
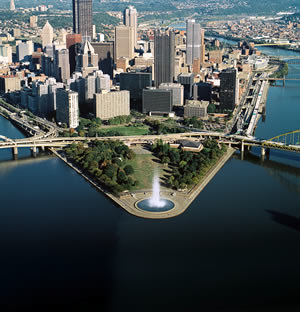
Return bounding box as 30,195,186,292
0,0,298,16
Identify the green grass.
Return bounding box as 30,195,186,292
128,153,166,190
100,125,150,136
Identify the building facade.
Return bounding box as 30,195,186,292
186,19,201,66
41,21,53,48
94,90,130,119
154,30,175,87
159,82,184,106
72,0,93,41
124,6,138,48
178,73,194,100
184,100,209,118
193,82,212,102
115,25,134,60
219,68,238,111
142,88,172,113
120,72,152,110
91,42,114,78
56,88,79,128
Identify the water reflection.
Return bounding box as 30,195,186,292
266,210,300,232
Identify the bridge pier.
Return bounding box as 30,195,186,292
12,146,18,160
261,147,270,161
31,146,37,157
240,141,244,160
40,146,45,152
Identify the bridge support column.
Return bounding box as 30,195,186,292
261,146,266,161
12,146,18,160
31,146,37,157
240,141,244,160
40,146,45,152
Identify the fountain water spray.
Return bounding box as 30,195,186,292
149,171,166,208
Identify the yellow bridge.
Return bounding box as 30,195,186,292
255,43,291,47
261,130,300,153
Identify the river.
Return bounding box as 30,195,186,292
0,46,299,311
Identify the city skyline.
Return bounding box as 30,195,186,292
0,3,299,311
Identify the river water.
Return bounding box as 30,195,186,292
0,46,299,311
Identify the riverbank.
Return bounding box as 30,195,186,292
51,146,236,219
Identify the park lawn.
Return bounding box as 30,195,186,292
101,125,150,136
127,153,166,190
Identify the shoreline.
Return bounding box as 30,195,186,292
51,146,236,219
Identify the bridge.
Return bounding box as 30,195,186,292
0,100,299,160
0,130,299,159
269,56,300,65
255,43,291,47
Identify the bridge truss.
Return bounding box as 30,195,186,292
262,130,300,152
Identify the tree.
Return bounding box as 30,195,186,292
124,165,134,175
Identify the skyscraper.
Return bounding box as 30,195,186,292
66,33,82,75
219,68,238,111
91,42,114,78
76,40,98,77
72,0,93,41
54,49,70,83
115,25,134,60
154,29,175,88
186,19,201,66
41,21,53,48
200,28,205,65
56,88,79,129
10,0,15,11
124,6,137,48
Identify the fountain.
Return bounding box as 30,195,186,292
136,171,175,212
149,173,166,208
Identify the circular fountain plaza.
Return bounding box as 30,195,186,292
136,173,175,213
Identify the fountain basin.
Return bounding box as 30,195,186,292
136,198,175,212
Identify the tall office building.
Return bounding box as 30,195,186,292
72,0,93,41
193,82,212,102
154,29,175,88
41,21,53,48
10,0,15,11
0,44,12,64
120,72,152,110
186,19,201,66
219,68,238,111
115,25,134,60
30,16,38,28
76,40,98,77
66,34,82,75
91,42,114,78
16,40,33,62
54,49,70,83
124,6,138,48
56,88,79,128
200,28,205,65
178,73,194,100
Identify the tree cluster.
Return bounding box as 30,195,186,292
183,117,203,129
108,115,132,125
145,118,186,134
64,140,136,194
151,139,227,190
271,62,288,79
